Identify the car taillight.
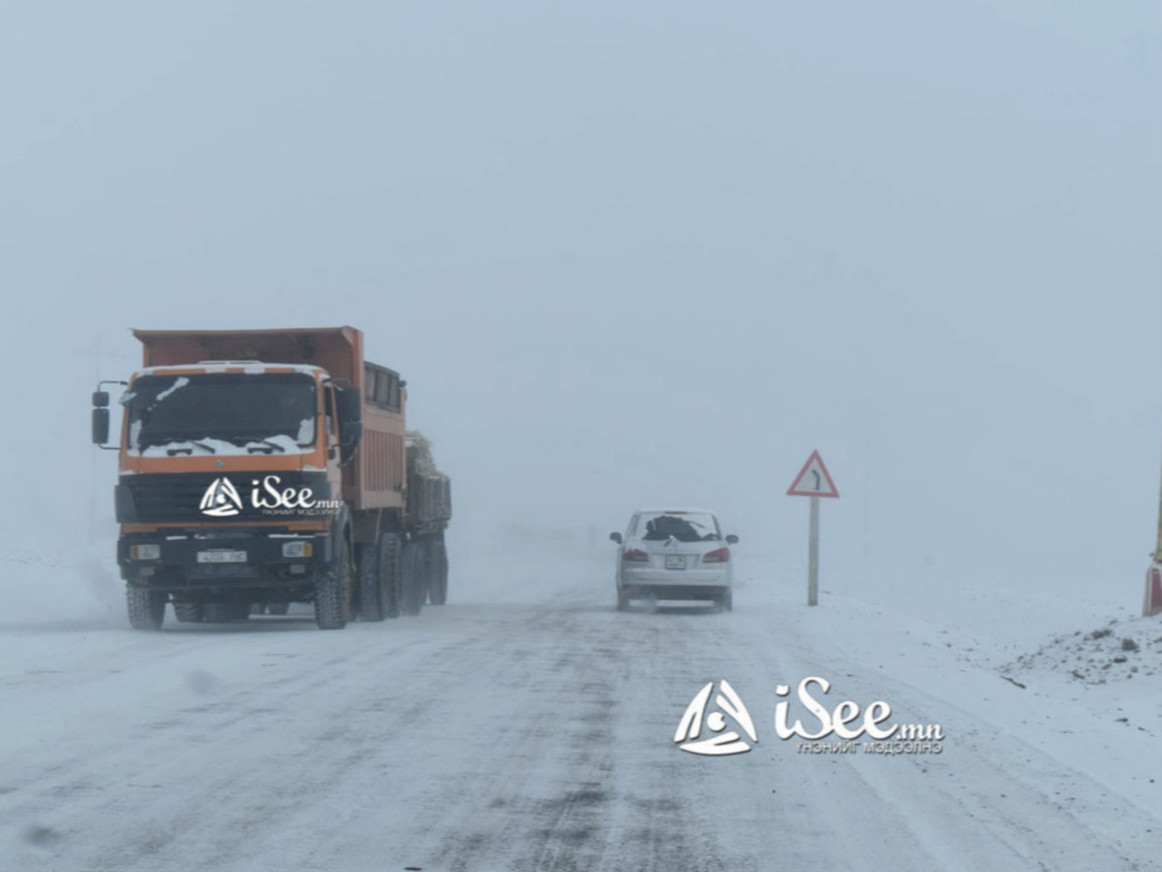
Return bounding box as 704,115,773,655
702,547,730,564
622,548,649,562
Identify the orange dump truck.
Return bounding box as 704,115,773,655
91,326,451,630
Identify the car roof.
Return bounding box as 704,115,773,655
633,507,718,516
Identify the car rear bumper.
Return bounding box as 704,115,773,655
620,567,729,587
619,583,729,601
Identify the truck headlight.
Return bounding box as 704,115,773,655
130,544,161,561
282,541,312,558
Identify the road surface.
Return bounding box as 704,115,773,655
2,554,1159,871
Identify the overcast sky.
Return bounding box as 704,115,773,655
1,1,1158,598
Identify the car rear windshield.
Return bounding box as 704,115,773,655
636,512,721,542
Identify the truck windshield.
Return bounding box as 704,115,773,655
123,373,318,455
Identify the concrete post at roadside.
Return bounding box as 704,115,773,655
1154,442,1162,563
1144,444,1162,617
787,450,839,608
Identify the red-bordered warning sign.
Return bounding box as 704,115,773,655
787,450,840,498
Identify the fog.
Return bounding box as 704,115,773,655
2,1,1158,602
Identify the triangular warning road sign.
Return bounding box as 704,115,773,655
787,450,839,498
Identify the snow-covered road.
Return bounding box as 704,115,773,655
3,549,1160,871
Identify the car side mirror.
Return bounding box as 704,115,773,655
726,534,739,545
609,532,622,544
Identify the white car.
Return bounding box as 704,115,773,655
611,508,738,612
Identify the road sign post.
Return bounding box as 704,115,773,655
788,450,839,607
808,496,820,606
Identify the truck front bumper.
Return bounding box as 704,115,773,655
119,530,333,590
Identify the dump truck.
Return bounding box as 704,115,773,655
90,326,451,630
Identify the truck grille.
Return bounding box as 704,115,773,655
117,472,331,523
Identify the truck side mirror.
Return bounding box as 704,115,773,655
91,381,125,450
339,421,362,466
92,407,110,445
336,384,362,426
337,385,363,466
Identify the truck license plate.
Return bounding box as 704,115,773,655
665,555,687,570
197,550,248,564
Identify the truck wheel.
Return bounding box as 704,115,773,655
357,542,384,622
379,532,401,619
427,538,449,605
174,602,204,623
267,602,290,615
315,540,353,630
400,540,424,616
127,586,166,630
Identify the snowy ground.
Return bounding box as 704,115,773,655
2,539,1161,871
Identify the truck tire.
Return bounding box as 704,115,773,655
127,586,166,630
357,542,384,622
427,538,449,605
174,602,205,623
400,540,424,617
315,539,353,630
379,532,401,619
267,602,290,615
